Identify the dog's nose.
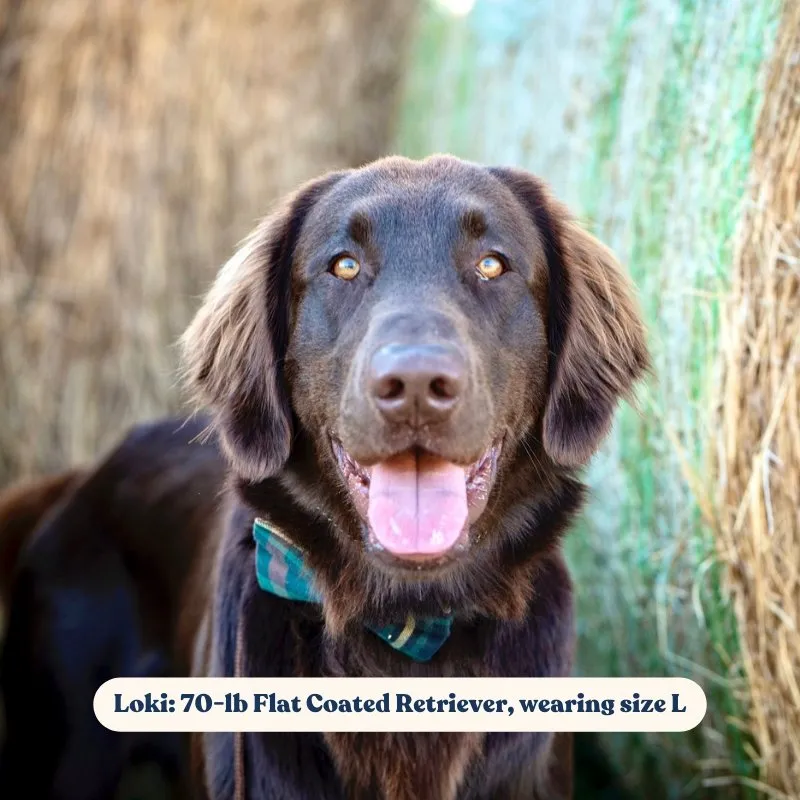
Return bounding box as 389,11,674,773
369,344,465,425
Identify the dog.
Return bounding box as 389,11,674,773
180,154,649,799
0,154,648,799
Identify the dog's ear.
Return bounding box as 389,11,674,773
181,172,347,482
490,167,650,467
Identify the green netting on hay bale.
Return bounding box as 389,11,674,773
395,1,781,796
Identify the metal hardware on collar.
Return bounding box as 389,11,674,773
253,517,299,551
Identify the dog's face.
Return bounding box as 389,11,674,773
288,160,554,567
183,156,648,580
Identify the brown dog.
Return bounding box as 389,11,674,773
180,155,649,799
0,154,648,800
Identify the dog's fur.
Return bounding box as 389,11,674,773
0,155,648,800
0,419,225,800
0,470,84,612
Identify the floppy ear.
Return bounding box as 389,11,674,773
181,172,347,482
490,167,650,467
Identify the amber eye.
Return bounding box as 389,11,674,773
330,254,361,280
476,253,506,280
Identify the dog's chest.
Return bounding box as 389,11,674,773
233,591,488,800
205,533,573,800
323,731,484,800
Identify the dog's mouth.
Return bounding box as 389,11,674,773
331,438,502,567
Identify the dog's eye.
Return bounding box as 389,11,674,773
476,254,506,280
330,254,361,281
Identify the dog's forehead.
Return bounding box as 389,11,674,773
338,154,498,198
299,156,535,251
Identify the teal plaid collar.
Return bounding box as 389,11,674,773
253,518,453,662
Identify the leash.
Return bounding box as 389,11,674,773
234,613,246,800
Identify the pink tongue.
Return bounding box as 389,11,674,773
368,451,468,557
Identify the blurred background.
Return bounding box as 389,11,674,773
0,0,797,798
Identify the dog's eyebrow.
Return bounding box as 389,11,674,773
347,211,373,247
460,208,488,239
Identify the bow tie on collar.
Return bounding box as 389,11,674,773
252,518,453,663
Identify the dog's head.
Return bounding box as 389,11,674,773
182,156,648,581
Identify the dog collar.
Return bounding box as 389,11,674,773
252,518,452,662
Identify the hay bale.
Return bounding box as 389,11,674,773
0,0,416,482
715,3,800,796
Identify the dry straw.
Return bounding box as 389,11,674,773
0,0,414,484
715,2,800,795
